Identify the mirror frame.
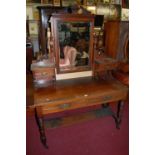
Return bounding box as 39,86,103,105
50,13,94,74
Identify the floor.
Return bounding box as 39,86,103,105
26,103,129,155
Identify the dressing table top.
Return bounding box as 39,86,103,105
27,74,128,114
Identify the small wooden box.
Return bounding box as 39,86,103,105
31,61,55,86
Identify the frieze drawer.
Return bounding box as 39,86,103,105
41,91,126,115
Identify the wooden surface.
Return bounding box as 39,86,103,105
26,75,128,115
37,6,64,54
26,74,34,107
113,63,129,86
104,21,129,60
93,53,119,79
94,54,119,72
32,66,56,84
26,74,34,116
26,47,33,74
104,21,129,85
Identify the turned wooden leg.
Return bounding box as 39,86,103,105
116,100,124,129
35,107,48,149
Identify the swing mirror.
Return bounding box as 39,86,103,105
50,13,94,74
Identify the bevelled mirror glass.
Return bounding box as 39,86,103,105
50,14,94,74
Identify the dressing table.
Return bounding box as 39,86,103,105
27,6,128,149
27,75,128,148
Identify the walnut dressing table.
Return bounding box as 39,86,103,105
27,7,128,149
27,75,128,148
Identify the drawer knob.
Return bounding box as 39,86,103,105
59,103,71,109
103,96,112,101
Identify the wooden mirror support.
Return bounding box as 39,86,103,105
49,13,94,74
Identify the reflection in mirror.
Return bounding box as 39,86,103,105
57,21,90,71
